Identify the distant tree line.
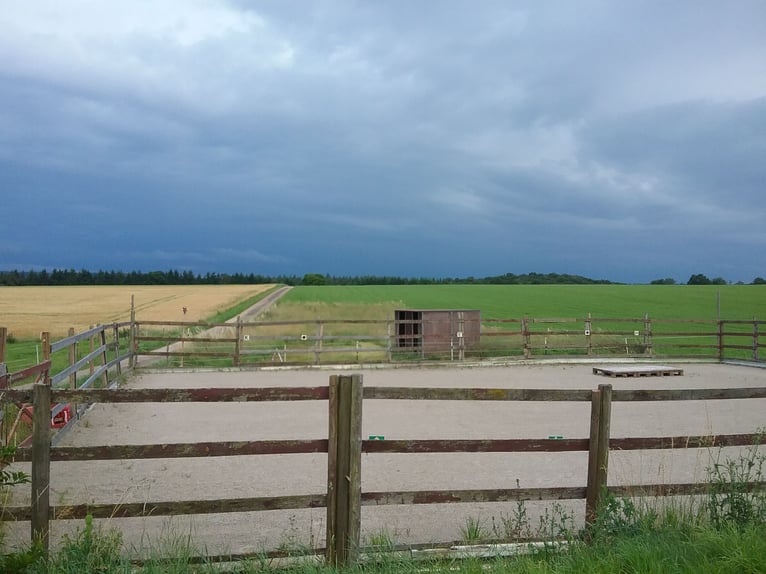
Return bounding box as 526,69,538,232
1,268,762,287
0,268,616,287
651,274,765,285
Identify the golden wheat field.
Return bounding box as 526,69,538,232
0,285,276,338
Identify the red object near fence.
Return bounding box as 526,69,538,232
51,404,71,428
20,403,72,428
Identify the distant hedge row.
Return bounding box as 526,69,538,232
0,269,615,286
2,268,761,287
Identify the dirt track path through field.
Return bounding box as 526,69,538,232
5,362,766,558
139,286,292,367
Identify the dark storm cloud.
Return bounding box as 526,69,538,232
0,1,764,282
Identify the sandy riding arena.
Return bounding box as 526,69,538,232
4,362,766,557
0,284,276,338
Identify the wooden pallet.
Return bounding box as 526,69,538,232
593,365,684,378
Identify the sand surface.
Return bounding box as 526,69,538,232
4,362,766,557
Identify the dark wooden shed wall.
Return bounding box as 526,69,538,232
394,309,481,352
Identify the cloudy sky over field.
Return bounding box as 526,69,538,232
1,1,764,283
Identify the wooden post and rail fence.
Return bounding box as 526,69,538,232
2,374,765,566
1,316,763,375
131,316,765,365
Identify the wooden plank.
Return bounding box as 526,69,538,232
50,386,330,403
31,384,51,550
112,324,123,377
362,438,589,454
136,336,238,344
585,389,601,525
233,317,242,367
138,351,236,358
720,332,760,338
129,295,136,369
481,332,524,338
241,347,387,356
610,433,760,451
596,384,612,504
51,345,109,386
67,327,77,390
2,388,28,402
361,486,587,506
136,320,233,328
13,439,329,462
593,366,684,378
332,375,351,567
586,384,611,525
325,375,339,565
9,385,766,406
50,325,108,352
364,387,592,402
0,326,6,364
1,494,328,522
5,361,51,386
348,374,363,566
327,374,363,567
612,387,766,401
76,359,114,390
608,481,766,497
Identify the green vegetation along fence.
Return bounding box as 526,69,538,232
1,374,765,566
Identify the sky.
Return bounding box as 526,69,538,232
1,1,765,284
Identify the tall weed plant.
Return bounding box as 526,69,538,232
706,437,766,530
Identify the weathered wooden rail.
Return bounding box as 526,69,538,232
1,374,764,566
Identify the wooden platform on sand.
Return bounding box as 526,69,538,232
593,365,684,378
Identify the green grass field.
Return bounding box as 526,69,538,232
4,284,764,372
280,284,766,320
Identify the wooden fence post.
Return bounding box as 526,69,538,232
521,318,530,359
0,326,7,363
31,382,52,550
68,327,77,390
644,314,652,356
98,327,108,387
0,362,7,442
753,318,759,362
585,314,593,356
717,320,724,361
129,295,137,369
326,374,363,567
113,324,122,377
41,332,51,365
234,317,242,367
89,326,95,378
585,383,612,525
315,321,323,365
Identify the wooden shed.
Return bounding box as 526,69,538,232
394,309,481,354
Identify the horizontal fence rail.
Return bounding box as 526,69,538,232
120,316,765,368
2,317,763,384
2,373,765,566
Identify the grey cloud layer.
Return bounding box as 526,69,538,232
1,1,764,281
